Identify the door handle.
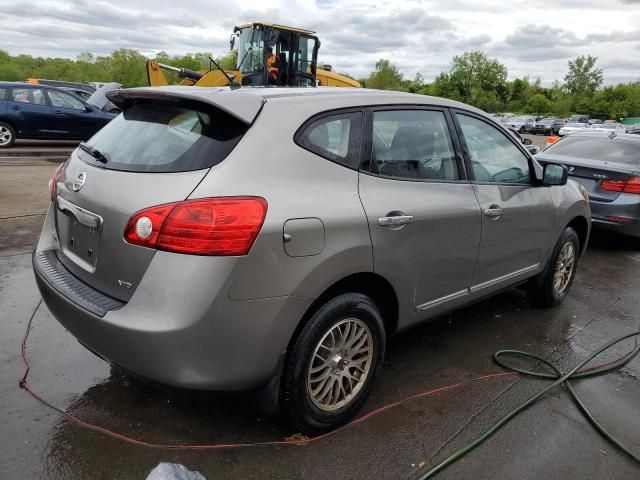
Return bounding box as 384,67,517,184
483,207,504,218
54,111,66,115
10,106,19,111
378,215,413,227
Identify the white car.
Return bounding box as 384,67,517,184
587,123,626,134
558,122,588,136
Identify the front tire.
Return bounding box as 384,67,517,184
0,122,15,148
529,227,580,307
281,293,386,434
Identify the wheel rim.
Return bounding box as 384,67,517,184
0,126,12,146
553,242,575,294
306,318,374,411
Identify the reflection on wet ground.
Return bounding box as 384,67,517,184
1,230,638,479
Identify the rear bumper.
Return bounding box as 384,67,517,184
591,218,640,237
34,255,311,390
33,209,312,391
590,196,640,238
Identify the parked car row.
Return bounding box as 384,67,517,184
0,81,117,147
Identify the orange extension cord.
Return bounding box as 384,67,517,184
19,299,518,450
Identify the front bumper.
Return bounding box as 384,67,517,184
33,209,312,391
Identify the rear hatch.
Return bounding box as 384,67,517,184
52,88,263,301
537,135,640,202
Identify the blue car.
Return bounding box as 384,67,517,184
0,81,115,148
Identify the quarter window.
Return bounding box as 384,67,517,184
0,88,7,100
457,114,531,184
297,111,362,169
48,90,85,110
11,88,47,105
369,109,459,181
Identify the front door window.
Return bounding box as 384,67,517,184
457,114,531,184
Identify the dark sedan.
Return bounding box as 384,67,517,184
532,118,564,135
0,82,115,148
536,131,640,237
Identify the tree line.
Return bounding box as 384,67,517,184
361,53,640,120
1,47,639,119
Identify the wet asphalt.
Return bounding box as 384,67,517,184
1,157,639,480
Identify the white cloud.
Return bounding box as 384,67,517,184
0,0,638,84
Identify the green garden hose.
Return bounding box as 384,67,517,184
417,330,640,479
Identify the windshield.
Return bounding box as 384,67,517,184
82,101,247,172
236,27,265,76
539,119,554,124
546,136,640,165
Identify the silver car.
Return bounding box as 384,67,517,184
34,87,591,433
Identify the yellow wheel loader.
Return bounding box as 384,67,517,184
146,22,361,88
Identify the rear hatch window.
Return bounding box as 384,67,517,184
81,101,248,172
546,136,640,166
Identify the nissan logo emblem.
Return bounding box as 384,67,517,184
72,172,86,192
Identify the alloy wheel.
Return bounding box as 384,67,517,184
0,126,13,146
306,318,374,411
553,242,575,294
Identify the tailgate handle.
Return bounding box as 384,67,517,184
57,196,103,230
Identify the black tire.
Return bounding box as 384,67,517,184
0,122,16,148
529,227,580,307
281,293,386,435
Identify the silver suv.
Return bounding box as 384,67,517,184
34,87,591,433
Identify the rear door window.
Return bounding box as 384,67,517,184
48,90,85,110
367,109,459,181
296,110,363,169
11,88,47,105
81,101,248,172
0,88,7,100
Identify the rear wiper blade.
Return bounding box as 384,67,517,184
78,142,108,163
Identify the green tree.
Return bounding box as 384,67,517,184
105,48,147,87
564,55,603,95
525,94,552,115
449,51,508,104
365,59,406,91
77,51,94,63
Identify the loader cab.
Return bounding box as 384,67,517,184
231,23,320,87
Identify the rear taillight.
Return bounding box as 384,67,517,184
124,197,268,256
48,162,65,201
623,176,640,194
601,176,640,194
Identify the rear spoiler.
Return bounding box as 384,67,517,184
106,87,266,125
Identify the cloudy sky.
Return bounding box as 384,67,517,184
0,0,639,85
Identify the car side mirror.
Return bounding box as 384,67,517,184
523,138,532,145
84,104,93,112
543,163,568,186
